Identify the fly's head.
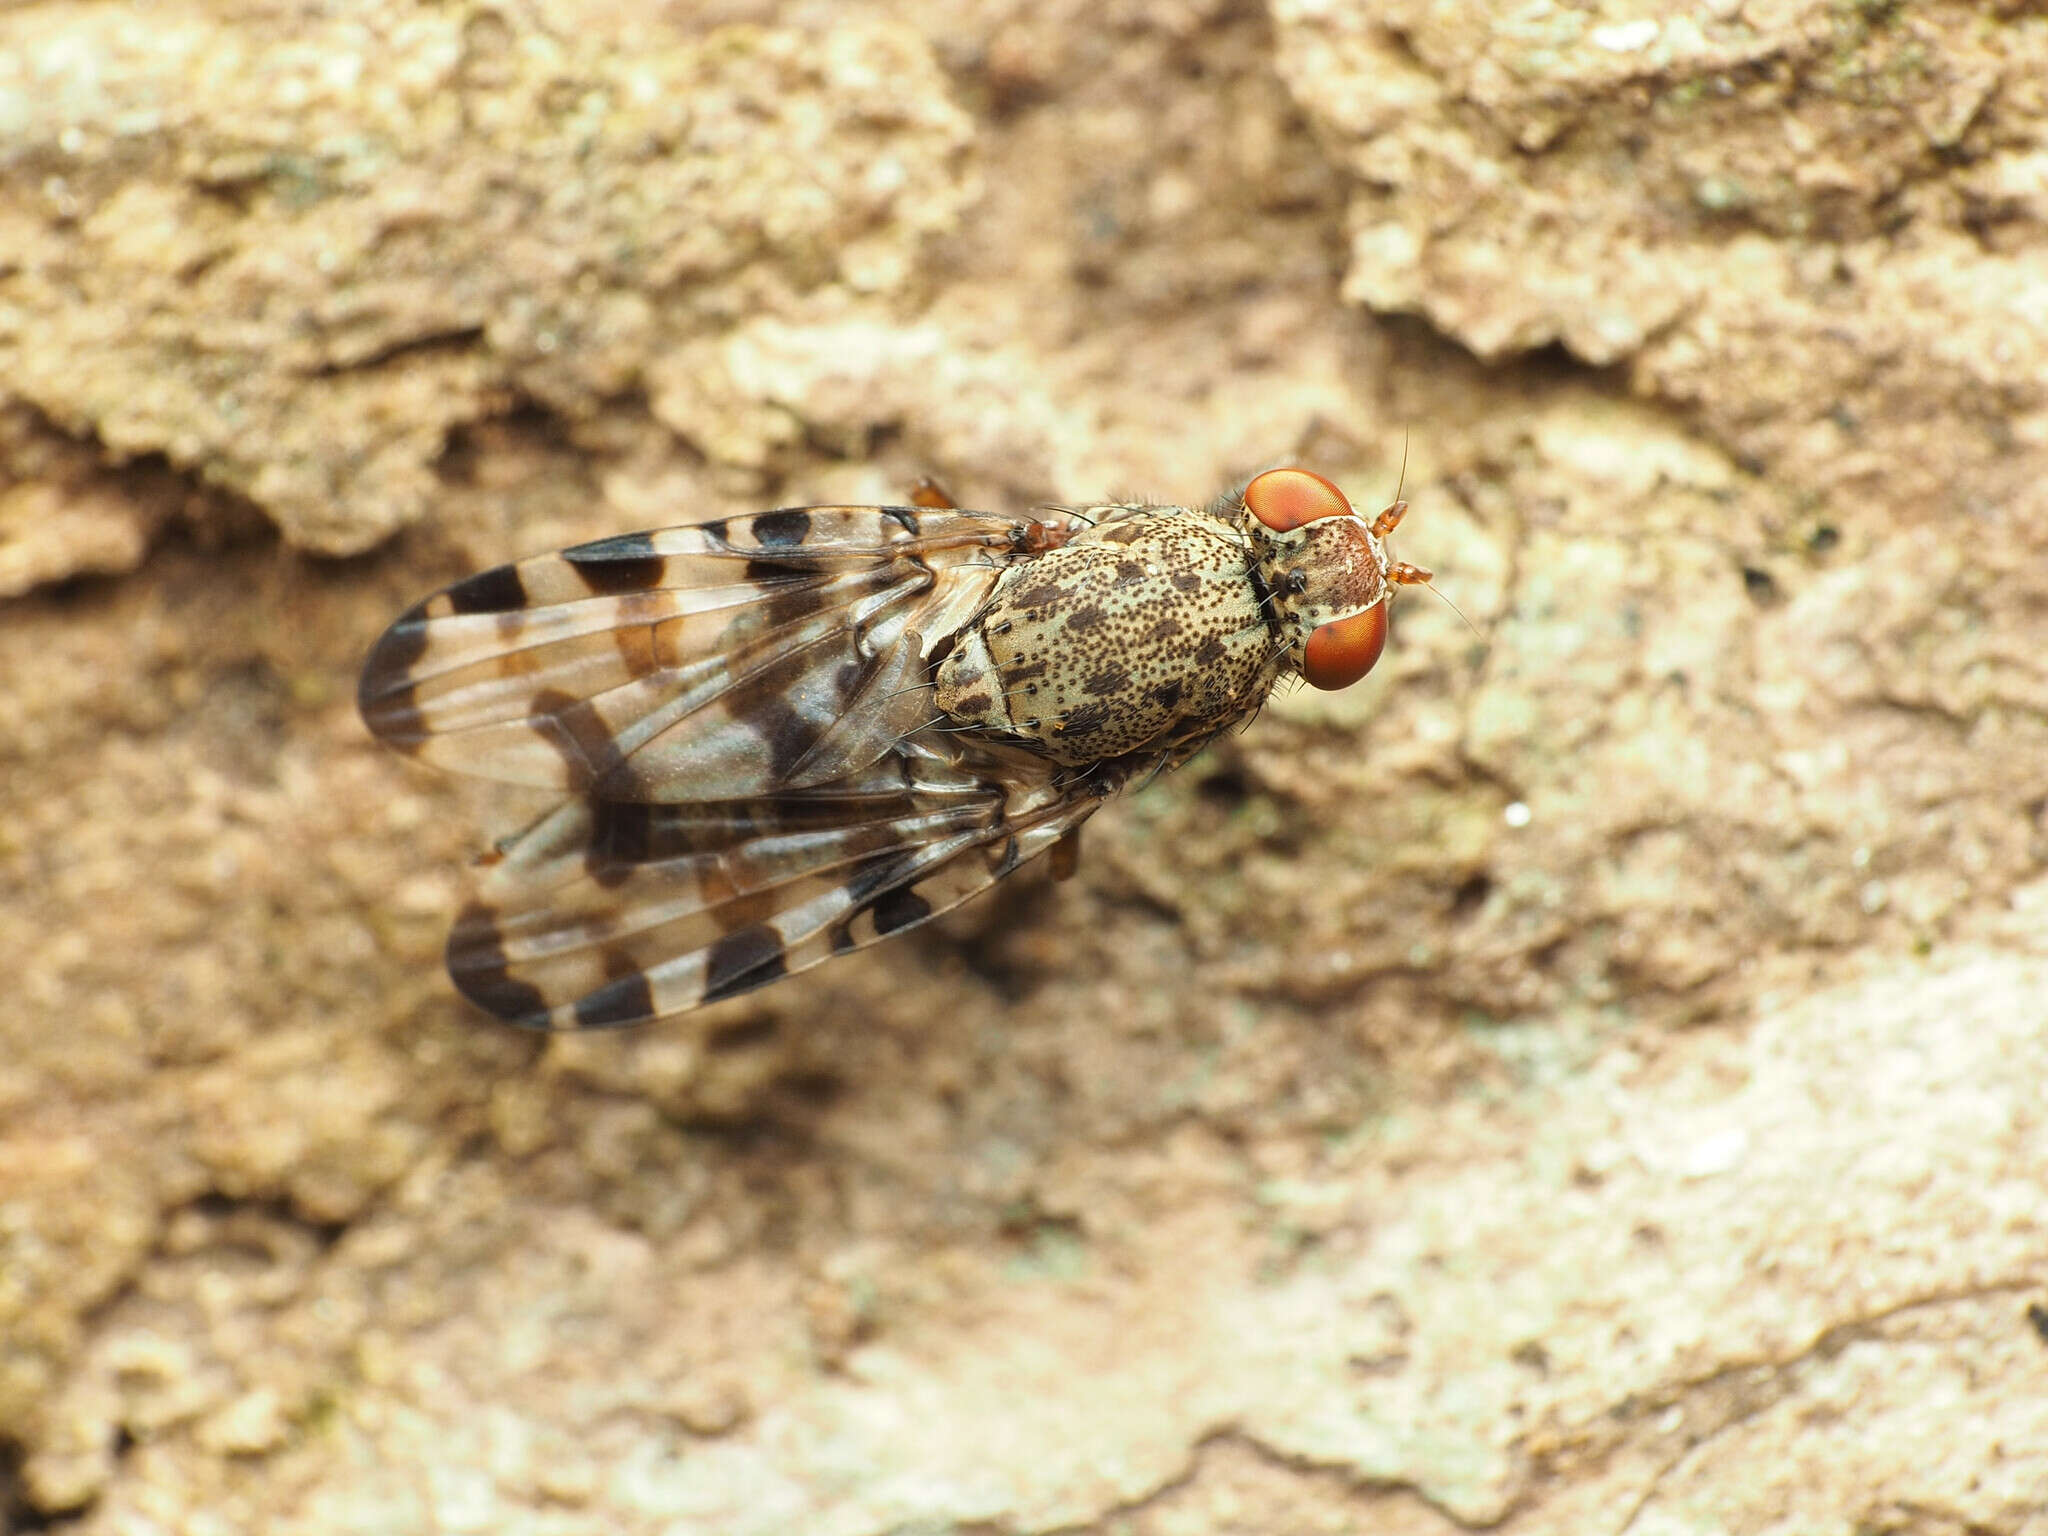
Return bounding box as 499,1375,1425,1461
1242,467,1433,690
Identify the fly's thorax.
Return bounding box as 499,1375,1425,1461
933,509,1277,766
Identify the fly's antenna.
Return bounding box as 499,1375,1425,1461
1381,437,1480,641
1427,581,1483,640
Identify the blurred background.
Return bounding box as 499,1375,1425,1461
3,2,2045,1531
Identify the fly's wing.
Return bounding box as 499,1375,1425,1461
361,501,1104,1027
448,746,1107,1030
358,506,1040,802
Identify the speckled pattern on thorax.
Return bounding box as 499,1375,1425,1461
934,510,1278,766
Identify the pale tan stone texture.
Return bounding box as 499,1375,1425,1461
3,2,2046,1533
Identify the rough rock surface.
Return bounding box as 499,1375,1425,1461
0,4,973,560
3,1,2045,1533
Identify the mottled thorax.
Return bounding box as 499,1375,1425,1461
934,509,1276,767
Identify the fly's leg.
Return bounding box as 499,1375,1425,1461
915,476,1078,558
910,477,958,510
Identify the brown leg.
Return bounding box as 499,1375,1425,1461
1049,826,1083,882
910,477,957,510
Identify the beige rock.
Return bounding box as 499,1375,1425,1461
3,1,2045,1533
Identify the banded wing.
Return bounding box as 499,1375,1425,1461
360,503,1100,1029
358,506,1045,801
450,746,1106,1030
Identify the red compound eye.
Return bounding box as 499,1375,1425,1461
1302,605,1389,690
1243,467,1354,531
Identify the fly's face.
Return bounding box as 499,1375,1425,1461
1241,468,1434,690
